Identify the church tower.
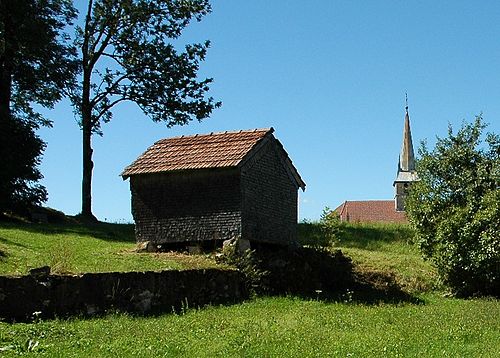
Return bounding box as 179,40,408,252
393,98,418,211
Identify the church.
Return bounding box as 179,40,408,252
334,103,418,223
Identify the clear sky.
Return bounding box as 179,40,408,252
39,0,500,222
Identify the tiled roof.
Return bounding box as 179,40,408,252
121,128,305,190
122,128,271,177
334,200,408,223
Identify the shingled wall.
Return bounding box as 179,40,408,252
131,168,242,244
241,140,298,244
129,139,300,246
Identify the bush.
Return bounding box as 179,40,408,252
298,207,342,248
218,242,355,298
217,244,268,296
406,116,499,297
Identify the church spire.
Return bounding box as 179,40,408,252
394,95,418,211
399,97,415,172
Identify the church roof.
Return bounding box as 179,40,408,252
334,200,408,223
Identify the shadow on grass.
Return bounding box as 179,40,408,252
340,225,414,250
0,220,135,243
0,247,424,323
0,236,28,248
232,245,423,306
297,222,416,251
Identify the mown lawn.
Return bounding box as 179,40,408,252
0,221,218,275
0,295,498,357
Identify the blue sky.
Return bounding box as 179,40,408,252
39,1,500,222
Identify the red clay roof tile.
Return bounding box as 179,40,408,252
121,128,273,177
334,200,408,223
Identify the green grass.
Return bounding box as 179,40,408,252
337,222,441,293
0,221,218,275
0,295,498,357
1,220,498,356
299,221,440,293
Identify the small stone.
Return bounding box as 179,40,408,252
136,241,156,253
235,238,251,254
223,238,236,249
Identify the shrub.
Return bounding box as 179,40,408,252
406,116,499,297
298,207,342,249
217,244,268,296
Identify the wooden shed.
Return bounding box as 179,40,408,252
121,128,305,247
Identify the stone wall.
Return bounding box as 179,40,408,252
0,269,247,322
131,169,242,244
241,140,298,244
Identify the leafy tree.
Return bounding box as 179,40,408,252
72,0,221,220
406,116,499,297
0,0,77,213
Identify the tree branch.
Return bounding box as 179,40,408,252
101,51,126,68
93,96,129,122
89,6,123,68
90,71,130,107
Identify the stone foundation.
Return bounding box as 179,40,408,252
0,268,247,322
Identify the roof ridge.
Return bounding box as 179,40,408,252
155,128,273,143
345,199,394,203
121,127,286,179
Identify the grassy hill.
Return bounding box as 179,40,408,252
0,219,498,356
0,220,218,275
337,223,441,293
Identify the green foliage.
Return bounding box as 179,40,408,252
217,244,268,296
0,0,77,123
406,116,499,297
0,0,77,213
298,207,342,248
74,0,220,133
0,116,47,213
320,206,342,245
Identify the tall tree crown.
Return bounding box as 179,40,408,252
73,0,220,134
0,0,77,126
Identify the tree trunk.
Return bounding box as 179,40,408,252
81,115,96,221
79,0,97,222
80,62,97,221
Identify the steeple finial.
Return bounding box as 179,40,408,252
405,92,408,112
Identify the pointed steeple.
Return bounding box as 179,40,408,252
394,95,418,211
399,103,416,172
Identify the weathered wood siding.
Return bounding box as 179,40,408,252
130,168,242,244
129,139,299,246
240,140,298,244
